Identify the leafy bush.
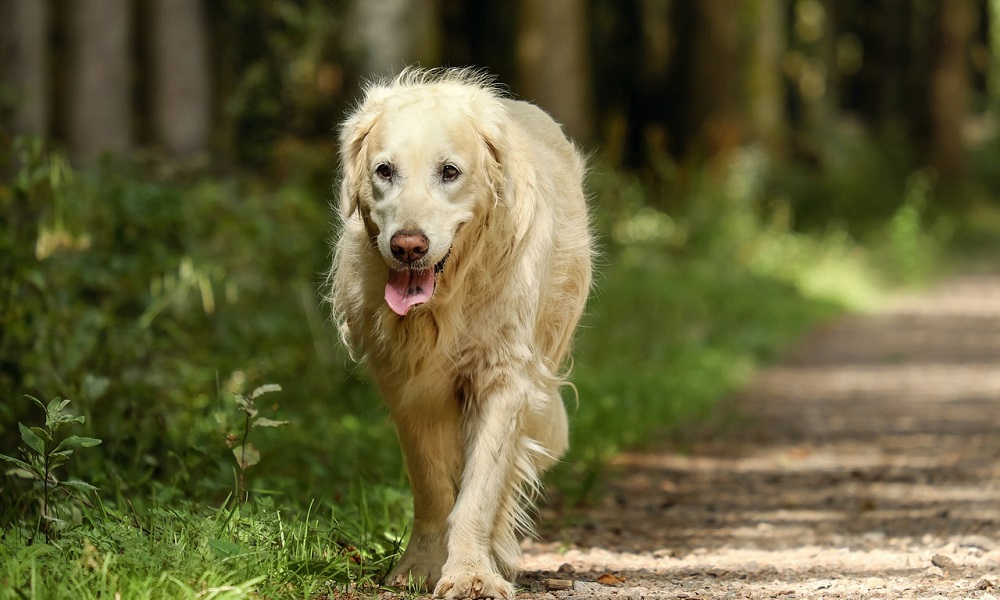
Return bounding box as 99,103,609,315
0,137,397,516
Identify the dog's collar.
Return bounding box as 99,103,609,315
434,248,452,275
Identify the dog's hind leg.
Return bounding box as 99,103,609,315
387,398,464,591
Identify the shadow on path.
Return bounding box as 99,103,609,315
520,275,1000,599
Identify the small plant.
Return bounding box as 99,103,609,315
0,396,102,541
226,384,288,504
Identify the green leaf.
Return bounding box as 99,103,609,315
252,418,289,429
0,453,34,472
60,414,86,427
249,384,282,400
18,423,45,455
54,435,103,453
63,479,99,493
4,467,38,480
46,397,70,416
48,454,69,469
208,538,244,559
26,395,46,412
30,426,51,442
232,443,260,469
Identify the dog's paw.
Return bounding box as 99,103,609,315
387,558,441,592
433,568,514,599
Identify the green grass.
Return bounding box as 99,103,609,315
0,496,407,599
0,136,966,597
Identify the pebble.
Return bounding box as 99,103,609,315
931,554,957,570
623,589,645,600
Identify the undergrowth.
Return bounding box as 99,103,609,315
0,135,962,597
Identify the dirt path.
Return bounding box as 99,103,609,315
519,275,1000,599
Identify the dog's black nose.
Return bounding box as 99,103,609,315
390,231,429,264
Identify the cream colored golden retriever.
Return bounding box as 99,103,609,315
330,68,592,599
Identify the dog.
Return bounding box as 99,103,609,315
329,67,593,599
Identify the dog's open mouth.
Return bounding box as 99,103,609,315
384,250,450,316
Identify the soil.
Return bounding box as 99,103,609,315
517,275,1000,599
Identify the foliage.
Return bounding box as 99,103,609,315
226,384,288,504
0,396,101,542
0,137,397,516
213,0,351,168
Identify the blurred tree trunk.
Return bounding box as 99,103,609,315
745,0,786,155
635,0,674,160
65,0,132,159
926,0,974,180
990,0,1000,112
517,0,593,144
349,0,441,77
0,0,50,136
149,0,211,157
684,0,742,158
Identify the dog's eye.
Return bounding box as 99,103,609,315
441,164,460,182
375,163,394,180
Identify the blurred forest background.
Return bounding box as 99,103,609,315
2,0,997,178
3,0,1000,596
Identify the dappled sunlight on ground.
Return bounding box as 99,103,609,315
518,275,1000,599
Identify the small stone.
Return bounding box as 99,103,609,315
925,566,945,578
866,577,887,589
931,554,957,570
813,579,835,590
976,577,998,591
558,563,575,574
573,581,601,593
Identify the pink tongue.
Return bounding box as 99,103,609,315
385,268,435,316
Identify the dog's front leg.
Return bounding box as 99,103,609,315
435,370,536,600
388,401,463,591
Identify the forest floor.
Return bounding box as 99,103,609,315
517,274,1000,600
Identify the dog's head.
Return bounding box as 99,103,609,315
338,69,505,316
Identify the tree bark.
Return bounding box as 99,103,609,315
927,0,974,180
349,0,441,78
65,0,132,159
517,0,593,144
745,0,787,155
0,0,50,136
148,0,211,157
684,0,743,158
990,0,1000,111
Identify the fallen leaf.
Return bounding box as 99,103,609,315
597,573,626,585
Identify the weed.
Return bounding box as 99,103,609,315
225,384,288,504
0,396,101,541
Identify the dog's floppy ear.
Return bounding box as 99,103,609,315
477,107,535,213
337,85,390,219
